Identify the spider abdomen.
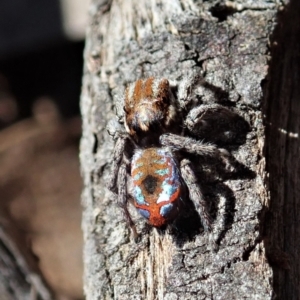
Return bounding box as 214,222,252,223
131,148,182,227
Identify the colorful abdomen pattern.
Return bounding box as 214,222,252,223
131,148,182,227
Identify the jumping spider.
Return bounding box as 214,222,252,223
107,76,233,240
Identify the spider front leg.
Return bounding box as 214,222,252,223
160,133,231,169
185,104,235,131
180,158,212,231
106,117,134,192
118,163,138,241
175,71,206,109
185,104,241,144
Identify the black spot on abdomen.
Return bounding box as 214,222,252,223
142,175,158,194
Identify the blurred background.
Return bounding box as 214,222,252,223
0,1,89,299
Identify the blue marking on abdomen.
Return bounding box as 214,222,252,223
134,186,148,205
160,203,174,217
137,208,150,219
157,181,178,203
133,172,143,181
155,168,169,176
134,162,144,168
153,158,166,164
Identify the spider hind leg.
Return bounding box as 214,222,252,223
180,158,212,232
118,164,139,241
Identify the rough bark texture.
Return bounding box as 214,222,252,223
81,0,284,299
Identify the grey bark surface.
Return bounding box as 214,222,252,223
80,0,284,299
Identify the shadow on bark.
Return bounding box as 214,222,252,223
264,0,300,298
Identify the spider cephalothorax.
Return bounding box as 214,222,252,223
124,77,177,140
107,76,233,240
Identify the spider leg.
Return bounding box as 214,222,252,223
185,104,235,132
180,158,212,231
160,133,231,169
184,104,240,144
118,163,138,240
176,72,206,110
106,136,128,192
106,118,127,139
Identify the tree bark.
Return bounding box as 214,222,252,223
80,0,284,299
